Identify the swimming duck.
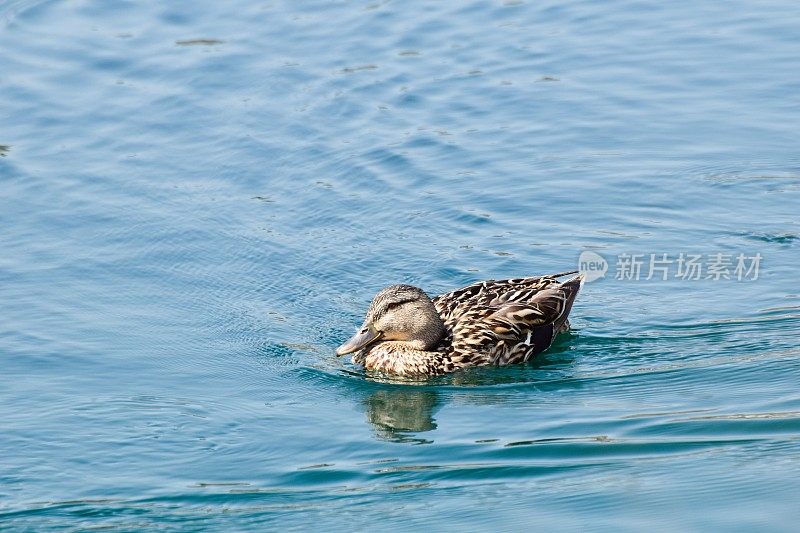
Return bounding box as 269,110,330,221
337,271,583,376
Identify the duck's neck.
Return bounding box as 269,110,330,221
362,341,450,376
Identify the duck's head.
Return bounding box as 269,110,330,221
336,284,445,356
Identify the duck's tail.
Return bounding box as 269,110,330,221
553,272,584,332
548,269,579,279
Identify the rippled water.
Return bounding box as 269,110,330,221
2,0,800,530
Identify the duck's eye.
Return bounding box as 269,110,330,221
360,327,369,334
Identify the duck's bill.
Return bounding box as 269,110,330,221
336,327,382,356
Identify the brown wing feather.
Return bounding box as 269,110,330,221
435,274,582,367
433,272,575,323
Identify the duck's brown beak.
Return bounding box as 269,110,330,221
336,325,382,356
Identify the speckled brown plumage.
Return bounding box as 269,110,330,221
340,271,584,377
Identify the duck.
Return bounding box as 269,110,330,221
336,270,584,376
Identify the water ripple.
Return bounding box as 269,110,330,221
3,0,800,529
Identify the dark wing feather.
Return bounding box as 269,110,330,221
433,271,576,324
437,274,582,367
487,287,570,326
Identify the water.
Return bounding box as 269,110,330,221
2,0,799,530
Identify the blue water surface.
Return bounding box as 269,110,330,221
2,0,800,530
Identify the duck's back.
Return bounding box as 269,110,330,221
431,273,583,367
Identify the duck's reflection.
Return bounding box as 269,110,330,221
363,387,441,444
